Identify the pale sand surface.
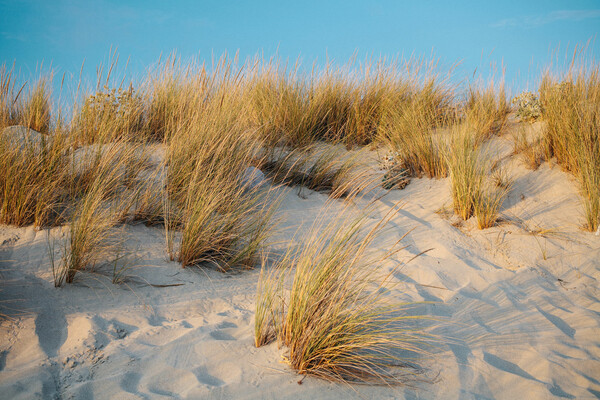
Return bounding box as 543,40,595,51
0,127,599,399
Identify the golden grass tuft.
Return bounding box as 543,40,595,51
464,78,509,143
162,62,278,271
378,86,453,178
255,205,433,384
0,126,69,227
473,186,510,229
55,142,144,285
446,126,484,220
539,54,600,231
0,64,21,131
20,77,52,134
446,126,508,228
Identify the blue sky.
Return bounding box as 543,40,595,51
1,0,599,97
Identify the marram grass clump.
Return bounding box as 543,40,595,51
446,125,509,228
255,205,434,385
539,57,600,232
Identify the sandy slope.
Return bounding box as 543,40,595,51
0,128,599,399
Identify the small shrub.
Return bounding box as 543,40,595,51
74,85,144,144
379,151,411,190
511,91,542,122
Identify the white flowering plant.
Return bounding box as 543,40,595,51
511,91,542,122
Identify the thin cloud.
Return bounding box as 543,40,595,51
492,9,600,28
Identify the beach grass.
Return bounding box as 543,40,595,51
464,78,509,143
255,205,433,384
539,54,600,231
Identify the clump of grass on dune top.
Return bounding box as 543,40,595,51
539,53,600,231
20,77,52,134
248,60,325,148
343,59,401,146
255,205,434,385
379,94,451,179
0,64,21,130
378,61,455,179
143,55,194,142
464,78,509,143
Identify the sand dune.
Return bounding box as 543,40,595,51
1,127,599,399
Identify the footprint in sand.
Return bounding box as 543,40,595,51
209,330,236,341
35,302,67,359
120,371,142,394
192,366,225,387
209,321,238,340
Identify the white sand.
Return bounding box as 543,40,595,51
1,126,599,399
